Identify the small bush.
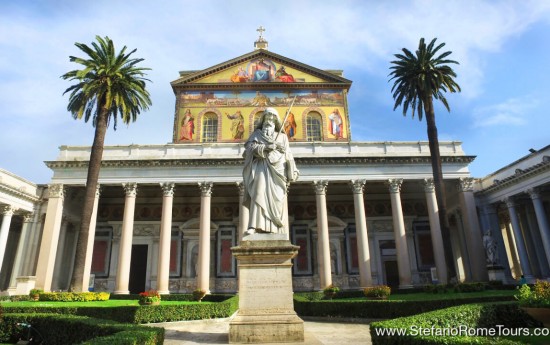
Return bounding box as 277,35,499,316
40,291,110,302
363,285,391,299
322,285,340,299
515,280,550,307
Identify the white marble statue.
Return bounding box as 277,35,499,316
243,108,299,235
483,229,499,265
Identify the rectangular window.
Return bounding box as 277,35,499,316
345,225,359,274
291,225,313,275
413,221,434,271
216,226,236,277
170,229,182,277
306,114,322,141
202,115,218,142
91,227,112,278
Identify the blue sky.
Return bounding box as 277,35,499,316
1,0,549,184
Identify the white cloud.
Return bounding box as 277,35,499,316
472,96,539,127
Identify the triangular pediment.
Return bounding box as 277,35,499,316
171,50,351,89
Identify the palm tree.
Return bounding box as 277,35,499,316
61,35,152,292
389,37,461,283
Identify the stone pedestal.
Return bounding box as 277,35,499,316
15,276,36,295
229,234,304,343
487,265,505,283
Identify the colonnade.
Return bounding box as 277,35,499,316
21,176,487,293
480,186,550,282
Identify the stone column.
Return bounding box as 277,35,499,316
237,182,248,243
35,184,64,291
0,205,17,274
114,183,137,294
387,179,412,288
80,186,101,292
349,179,372,287
423,178,447,284
9,213,34,288
458,178,488,281
24,208,43,276
197,182,213,293
313,180,332,289
157,182,175,295
504,197,533,281
527,188,550,269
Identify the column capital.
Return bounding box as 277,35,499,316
502,197,515,209
349,179,366,194
198,182,214,196
95,185,102,198
526,187,541,200
1,205,17,216
458,177,475,192
160,182,175,196
236,181,245,196
312,180,328,195
122,182,138,197
48,183,64,199
422,178,435,193
387,178,403,193
22,212,34,223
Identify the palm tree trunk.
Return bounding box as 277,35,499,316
424,97,457,283
69,106,109,292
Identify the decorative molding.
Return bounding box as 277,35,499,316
502,197,515,209
387,178,403,193
422,178,435,193
198,182,214,196
95,185,102,198
312,180,328,195
458,177,475,192
22,213,34,223
236,181,245,196
160,182,175,197
526,187,540,200
349,179,366,194
1,205,17,216
45,155,476,170
122,182,138,197
48,184,64,198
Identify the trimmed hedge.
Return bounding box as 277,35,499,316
370,303,542,345
293,294,515,319
1,313,164,345
1,295,239,324
108,293,233,302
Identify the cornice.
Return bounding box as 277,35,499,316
476,160,550,195
0,183,41,203
45,155,475,170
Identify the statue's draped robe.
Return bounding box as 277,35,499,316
243,130,297,233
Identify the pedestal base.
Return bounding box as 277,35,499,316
229,234,304,343
487,265,505,283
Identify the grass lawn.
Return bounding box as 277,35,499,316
0,299,210,307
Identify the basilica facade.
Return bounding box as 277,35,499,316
1,36,549,295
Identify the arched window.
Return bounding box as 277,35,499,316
202,113,218,142
306,112,322,141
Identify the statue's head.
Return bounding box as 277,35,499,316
256,108,282,132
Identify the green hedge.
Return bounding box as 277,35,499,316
293,294,514,319
1,313,163,345
370,303,542,345
2,295,239,324
108,293,233,302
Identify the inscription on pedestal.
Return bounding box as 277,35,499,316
229,238,304,343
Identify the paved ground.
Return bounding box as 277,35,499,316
151,316,374,344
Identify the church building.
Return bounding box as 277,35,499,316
2,32,548,296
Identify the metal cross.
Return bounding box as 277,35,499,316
257,26,265,39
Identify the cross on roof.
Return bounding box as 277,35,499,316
257,26,265,39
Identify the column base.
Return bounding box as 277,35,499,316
113,290,130,295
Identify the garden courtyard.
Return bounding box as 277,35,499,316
0,283,549,344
